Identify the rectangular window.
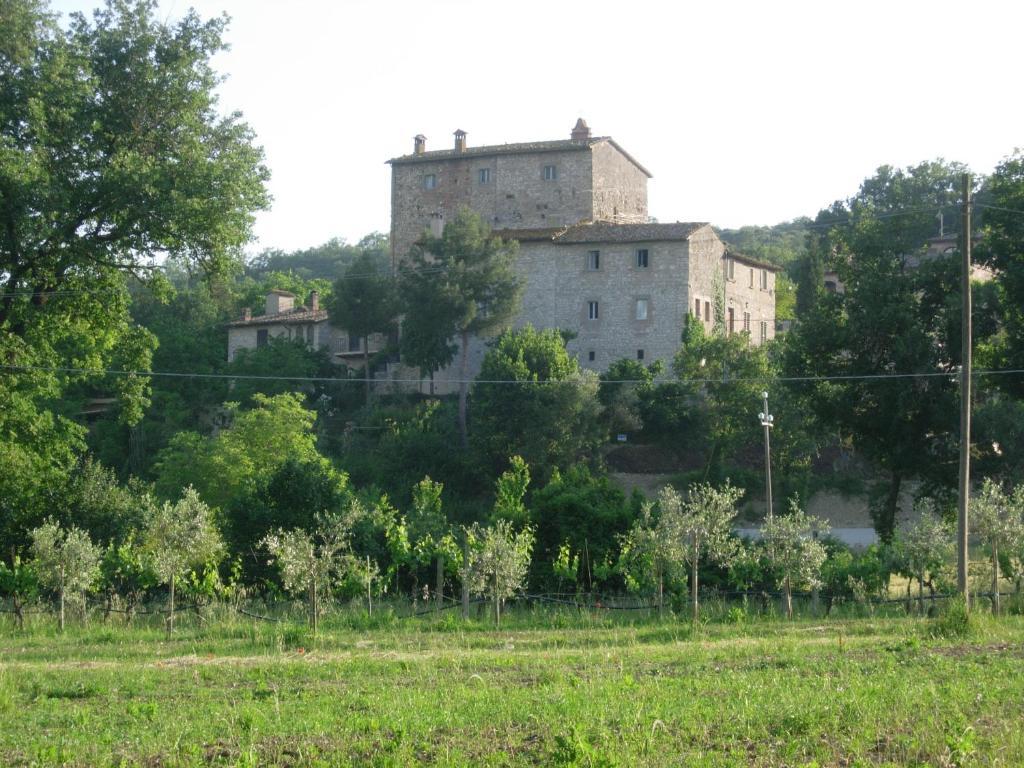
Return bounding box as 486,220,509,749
636,249,649,268
478,168,491,184
744,312,751,332
348,333,362,352
637,349,645,361
694,298,700,317
749,268,754,288
727,257,735,280
256,329,268,348
728,307,734,334
586,250,600,270
588,350,596,362
704,301,710,323
423,173,437,190
761,269,769,289
635,298,648,321
588,301,599,320
760,321,768,343
306,325,314,344
543,164,557,181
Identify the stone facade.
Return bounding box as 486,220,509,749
386,120,777,391
388,122,651,265
225,290,387,367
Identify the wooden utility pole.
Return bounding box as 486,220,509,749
957,173,972,603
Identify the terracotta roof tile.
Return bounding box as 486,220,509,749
226,307,329,328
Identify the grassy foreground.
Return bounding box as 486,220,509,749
0,608,1021,767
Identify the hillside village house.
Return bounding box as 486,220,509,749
228,120,778,382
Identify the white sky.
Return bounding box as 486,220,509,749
51,0,1024,254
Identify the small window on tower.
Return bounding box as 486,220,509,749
586,250,600,270
637,349,645,361
543,165,557,181
423,174,437,190
636,249,649,268
588,301,599,320
588,350,596,362
478,168,491,184
635,299,649,321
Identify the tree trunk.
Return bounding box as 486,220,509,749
691,534,699,623
918,571,925,615
458,330,470,447
366,555,373,617
784,575,793,619
992,543,1000,616
309,576,318,636
493,573,500,628
871,472,902,544
657,569,664,619
905,577,912,614
363,336,371,406
58,569,66,633
167,574,175,638
435,553,444,615
461,538,470,620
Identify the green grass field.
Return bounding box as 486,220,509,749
1,606,1021,767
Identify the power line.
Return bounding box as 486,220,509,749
3,363,1023,387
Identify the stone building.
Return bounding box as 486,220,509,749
387,120,778,386
226,289,387,368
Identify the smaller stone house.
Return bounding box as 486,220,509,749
225,289,387,368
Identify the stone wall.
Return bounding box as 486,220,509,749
590,140,649,223
389,147,595,262
724,257,776,344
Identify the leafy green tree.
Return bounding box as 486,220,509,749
618,500,675,616
406,476,459,612
599,358,663,437
246,233,388,282
492,456,531,527
761,499,829,618
227,336,339,405
153,392,321,508
530,465,633,592
98,535,156,622
142,486,224,635
660,483,744,622
400,208,522,444
461,519,534,627
0,555,38,630
783,162,969,541
472,325,603,478
972,479,1024,615
0,1,269,536
672,319,773,483
328,253,398,405
30,520,101,631
227,457,352,582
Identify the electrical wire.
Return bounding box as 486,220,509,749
1,363,1019,387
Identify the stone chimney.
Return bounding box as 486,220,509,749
265,289,295,316
571,117,591,142
242,307,251,321
454,129,467,152
414,134,426,155
309,290,319,311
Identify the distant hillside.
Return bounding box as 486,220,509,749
716,220,811,271
246,233,390,281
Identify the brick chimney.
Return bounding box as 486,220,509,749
454,129,466,152
242,307,251,321
571,117,591,142
414,134,426,155
309,290,319,311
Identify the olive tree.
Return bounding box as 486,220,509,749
660,483,744,622
262,505,363,634
407,476,458,614
461,520,534,627
143,487,224,635
900,502,954,613
972,479,1024,614
29,520,101,631
762,499,830,619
